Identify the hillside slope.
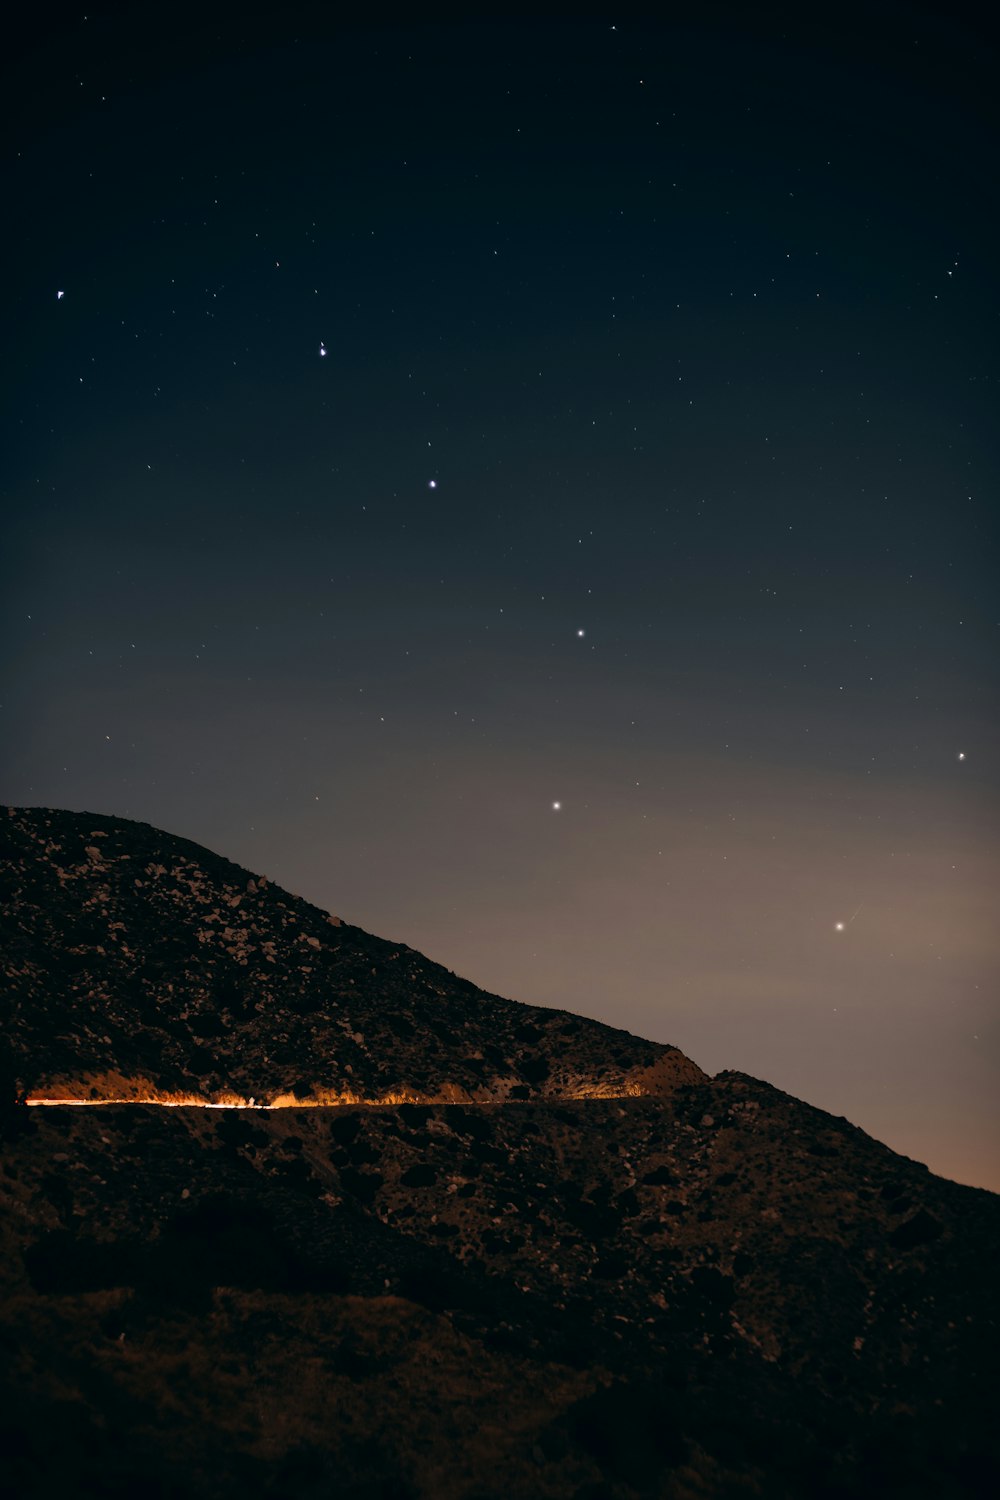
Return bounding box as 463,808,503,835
1,805,700,1104
1,805,998,1499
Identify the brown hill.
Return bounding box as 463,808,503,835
1,805,699,1105
1,806,998,1500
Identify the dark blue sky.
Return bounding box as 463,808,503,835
3,3,997,1188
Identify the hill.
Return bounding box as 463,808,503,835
1,805,699,1105
1,805,997,1500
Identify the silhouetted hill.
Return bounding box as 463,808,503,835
1,806,998,1500
1,805,700,1104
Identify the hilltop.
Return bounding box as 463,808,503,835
1,806,699,1105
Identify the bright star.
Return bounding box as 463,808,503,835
957,751,966,761
56,290,65,300
319,342,327,356
552,801,561,811
428,479,437,489
577,629,585,637
834,921,845,932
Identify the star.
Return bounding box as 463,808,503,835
957,751,966,762
56,290,65,300
318,342,327,356
552,801,561,811
428,479,437,489
834,921,845,932
577,629,585,637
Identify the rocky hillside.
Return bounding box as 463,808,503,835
0,806,700,1104
1,805,998,1500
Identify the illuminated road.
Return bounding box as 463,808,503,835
24,1086,644,1109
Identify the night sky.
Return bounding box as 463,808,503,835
3,4,997,1190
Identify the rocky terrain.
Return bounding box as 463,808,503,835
1,805,998,1499
1,806,697,1106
